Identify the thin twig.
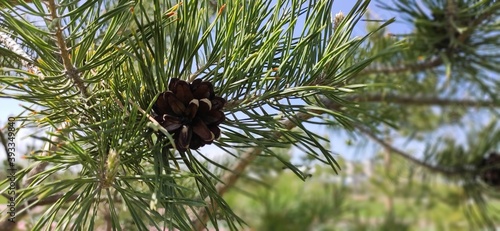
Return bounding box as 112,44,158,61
350,95,500,108
46,0,89,97
360,58,442,76
355,125,460,176
0,126,10,161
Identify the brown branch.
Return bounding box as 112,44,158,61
1,11,73,228
355,125,460,176
0,126,10,162
0,12,79,220
228,93,500,114
5,0,93,189
46,0,89,97
360,58,443,76
351,95,500,108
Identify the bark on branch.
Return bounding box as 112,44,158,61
355,125,462,176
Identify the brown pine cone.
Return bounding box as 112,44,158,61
478,152,500,187
153,78,225,152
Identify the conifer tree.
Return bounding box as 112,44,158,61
0,0,499,230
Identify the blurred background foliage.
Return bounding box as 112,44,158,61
224,148,500,230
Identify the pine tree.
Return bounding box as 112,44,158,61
0,0,499,230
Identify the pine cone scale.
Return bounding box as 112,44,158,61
192,119,215,142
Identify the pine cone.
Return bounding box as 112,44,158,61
153,78,225,152
478,152,500,187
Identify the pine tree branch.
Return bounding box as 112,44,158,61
360,58,442,75
355,124,462,176
14,0,108,195
46,0,89,98
0,27,64,229
227,93,500,115
0,127,10,162
350,95,500,108
0,27,53,189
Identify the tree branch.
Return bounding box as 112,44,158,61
227,93,500,113
351,94,500,108
360,58,443,76
355,124,462,176
0,24,68,229
6,9,114,219
46,0,89,97
0,126,10,162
